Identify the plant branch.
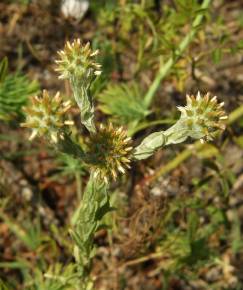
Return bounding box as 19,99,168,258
147,105,243,183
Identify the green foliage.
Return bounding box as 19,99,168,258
0,211,45,251
157,0,203,52
30,264,80,290
0,57,39,121
97,82,149,126
0,280,9,290
56,153,87,178
4,262,81,290
156,195,227,282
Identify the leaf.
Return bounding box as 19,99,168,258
56,153,87,177
97,82,149,125
0,60,39,121
71,78,96,133
0,211,43,251
71,172,112,269
95,193,114,220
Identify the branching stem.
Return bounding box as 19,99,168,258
147,104,243,182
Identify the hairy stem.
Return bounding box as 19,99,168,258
147,104,243,182
70,171,112,288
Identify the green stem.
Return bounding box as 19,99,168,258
143,0,211,108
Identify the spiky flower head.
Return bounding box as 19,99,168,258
177,92,227,143
86,123,133,183
21,90,73,143
55,39,101,81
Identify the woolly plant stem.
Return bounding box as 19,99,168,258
134,92,227,160
147,104,243,182
143,0,211,108
70,171,111,288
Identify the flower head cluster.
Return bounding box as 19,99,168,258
55,39,101,81
21,90,73,143
177,92,228,142
86,123,132,183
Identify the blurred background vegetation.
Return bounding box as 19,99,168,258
0,0,243,289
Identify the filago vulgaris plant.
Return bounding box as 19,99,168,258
21,39,227,289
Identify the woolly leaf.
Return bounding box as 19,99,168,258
71,172,112,274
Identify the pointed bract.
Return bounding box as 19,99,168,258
86,124,133,182
179,92,227,141
55,39,102,81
